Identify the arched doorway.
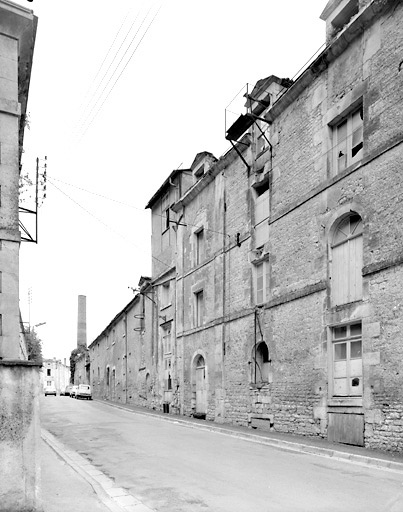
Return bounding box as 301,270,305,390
195,355,207,417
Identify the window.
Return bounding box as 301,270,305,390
47,368,51,376
162,326,172,390
195,290,204,327
256,121,269,155
255,260,270,304
332,322,362,397
331,213,363,306
333,106,363,173
161,281,170,308
97,367,100,379
195,228,205,265
106,366,110,386
254,187,270,248
47,381,52,386
162,326,172,355
251,342,270,384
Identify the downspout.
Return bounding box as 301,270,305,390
222,174,227,419
254,309,257,384
124,313,128,404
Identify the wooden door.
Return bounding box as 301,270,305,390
195,359,207,415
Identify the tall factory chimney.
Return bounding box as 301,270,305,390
77,295,87,349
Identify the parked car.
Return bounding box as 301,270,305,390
44,384,56,396
70,385,78,398
76,384,92,400
64,384,73,396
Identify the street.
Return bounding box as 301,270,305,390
40,396,403,512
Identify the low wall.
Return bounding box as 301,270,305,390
0,361,42,512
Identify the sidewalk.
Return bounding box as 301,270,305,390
40,436,113,512
41,430,153,512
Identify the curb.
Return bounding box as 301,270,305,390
41,429,155,512
95,400,403,475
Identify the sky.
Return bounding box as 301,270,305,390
15,0,326,362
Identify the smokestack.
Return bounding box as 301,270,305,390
77,295,87,349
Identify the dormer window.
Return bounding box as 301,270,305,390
193,162,205,179
331,0,358,33
320,0,360,42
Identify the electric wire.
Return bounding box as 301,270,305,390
47,179,171,270
75,6,149,138
49,176,231,238
76,7,133,129
78,3,163,141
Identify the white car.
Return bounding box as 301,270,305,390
70,385,78,398
44,384,56,396
76,384,92,400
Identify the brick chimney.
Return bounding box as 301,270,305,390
77,295,87,349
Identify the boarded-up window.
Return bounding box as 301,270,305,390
195,228,205,265
195,290,204,327
161,281,170,308
255,189,270,248
255,260,269,304
331,214,363,306
332,322,362,397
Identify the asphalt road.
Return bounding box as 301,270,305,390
40,396,403,512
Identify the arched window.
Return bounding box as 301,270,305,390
331,213,363,306
252,342,270,384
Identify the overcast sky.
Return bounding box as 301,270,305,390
15,0,326,362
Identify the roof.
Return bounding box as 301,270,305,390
88,276,151,350
145,169,188,210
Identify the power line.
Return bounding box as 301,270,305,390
76,7,133,125
75,6,147,138
47,178,171,270
79,3,163,140
50,176,230,238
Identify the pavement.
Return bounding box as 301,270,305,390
41,399,403,512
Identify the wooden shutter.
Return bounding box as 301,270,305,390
255,190,270,248
348,235,363,302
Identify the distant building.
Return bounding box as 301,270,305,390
41,358,70,393
86,0,403,452
0,1,39,509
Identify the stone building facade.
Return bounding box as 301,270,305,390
41,357,70,394
87,0,403,452
0,1,40,510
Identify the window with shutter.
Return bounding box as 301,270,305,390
254,189,270,248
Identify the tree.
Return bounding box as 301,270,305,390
70,346,87,384
23,326,43,363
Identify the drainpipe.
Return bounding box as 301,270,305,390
124,313,128,404
222,174,227,419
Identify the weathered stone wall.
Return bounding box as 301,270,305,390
89,292,161,410
91,1,403,452
0,363,41,512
